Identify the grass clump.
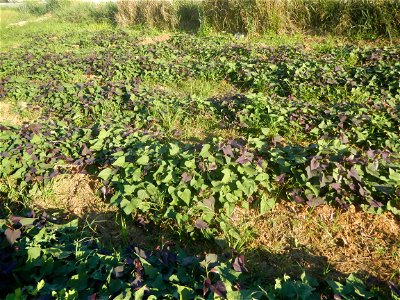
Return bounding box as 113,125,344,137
21,0,118,24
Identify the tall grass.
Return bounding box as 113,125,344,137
116,0,202,31
18,0,400,38
116,0,400,38
21,0,118,24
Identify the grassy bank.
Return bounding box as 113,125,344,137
12,0,400,38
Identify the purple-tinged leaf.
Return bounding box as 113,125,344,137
131,277,143,290
9,216,23,224
381,151,390,162
339,133,349,144
195,219,208,229
203,278,211,296
48,170,59,179
366,149,376,158
222,144,234,157
133,258,145,278
370,199,383,208
293,195,305,203
235,151,253,164
275,173,286,184
358,186,366,197
208,162,218,171
209,267,219,274
331,182,341,191
228,139,243,148
306,166,313,180
88,293,97,300
160,249,176,265
310,157,320,171
306,196,325,207
24,173,33,182
84,157,95,164
320,174,333,188
81,143,92,156
232,255,248,273
198,162,206,172
256,156,265,167
389,281,400,297
203,196,215,211
5,228,21,245
211,281,227,299
181,172,192,183
335,197,349,210
124,258,133,265
339,115,347,123
137,216,148,228
347,167,361,182
28,124,42,134
134,246,148,259
113,265,124,278
272,135,283,147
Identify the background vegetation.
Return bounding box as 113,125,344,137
18,0,400,39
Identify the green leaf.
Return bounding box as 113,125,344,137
387,200,400,215
134,286,147,300
169,143,180,156
137,155,149,165
18,218,37,226
389,168,400,183
221,168,233,184
177,188,191,205
137,189,149,200
200,144,211,158
113,156,126,167
98,168,113,180
260,195,276,214
28,247,41,261
67,273,88,291
176,285,195,300
98,129,110,140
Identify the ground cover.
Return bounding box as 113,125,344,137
1,7,400,300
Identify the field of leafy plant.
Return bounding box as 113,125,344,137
1,27,400,299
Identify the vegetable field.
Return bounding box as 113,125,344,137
1,24,400,299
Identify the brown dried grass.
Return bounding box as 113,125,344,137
234,202,400,283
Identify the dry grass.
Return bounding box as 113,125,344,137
0,102,22,126
138,33,172,45
115,0,400,38
233,202,400,283
116,0,179,30
34,174,106,216
32,174,181,248
0,101,41,126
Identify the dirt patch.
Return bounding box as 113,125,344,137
6,15,51,28
236,203,400,283
0,101,22,125
34,174,105,216
138,34,171,45
33,174,171,248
